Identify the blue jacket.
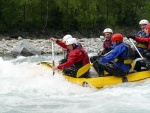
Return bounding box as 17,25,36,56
136,31,149,51
100,43,131,72
136,31,147,37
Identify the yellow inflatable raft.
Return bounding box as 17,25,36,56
41,62,150,89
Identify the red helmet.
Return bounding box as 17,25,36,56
145,23,150,33
111,33,123,42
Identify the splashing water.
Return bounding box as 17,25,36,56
0,55,150,113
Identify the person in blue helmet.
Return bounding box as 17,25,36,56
93,33,135,77
136,19,149,38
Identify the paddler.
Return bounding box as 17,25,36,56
90,28,113,75
50,34,82,64
127,23,150,71
51,38,90,78
94,33,134,77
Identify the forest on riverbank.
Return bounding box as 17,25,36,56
0,0,150,38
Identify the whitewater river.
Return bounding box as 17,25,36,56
0,54,150,113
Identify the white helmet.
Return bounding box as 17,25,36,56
103,28,113,33
139,19,149,25
66,38,77,45
63,34,72,42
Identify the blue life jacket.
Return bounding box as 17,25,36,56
77,42,82,47
136,31,147,37
136,31,149,51
100,43,132,72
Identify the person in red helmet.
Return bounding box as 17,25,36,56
93,33,134,77
52,38,90,78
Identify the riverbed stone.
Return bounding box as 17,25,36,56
0,36,130,57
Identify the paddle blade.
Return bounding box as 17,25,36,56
76,63,92,78
40,62,52,68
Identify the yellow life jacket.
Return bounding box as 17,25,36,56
136,43,147,49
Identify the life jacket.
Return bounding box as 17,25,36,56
136,31,147,38
136,42,147,49
102,39,112,54
136,32,149,49
114,43,135,64
73,49,89,69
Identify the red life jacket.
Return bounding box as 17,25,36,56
102,39,112,54
58,48,89,70
78,48,90,65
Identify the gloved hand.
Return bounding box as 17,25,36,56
126,35,135,39
50,37,57,42
104,46,111,51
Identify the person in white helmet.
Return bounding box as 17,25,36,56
52,38,90,78
90,28,113,75
127,24,150,71
50,34,82,64
136,19,149,37
50,34,72,51
101,28,113,54
127,19,149,59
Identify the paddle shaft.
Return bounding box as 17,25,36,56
129,38,144,59
129,38,150,69
52,41,55,75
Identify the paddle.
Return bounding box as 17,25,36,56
129,38,150,69
76,50,112,78
52,41,55,75
129,38,144,59
40,62,52,68
76,63,93,78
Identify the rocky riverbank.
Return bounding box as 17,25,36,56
0,35,131,57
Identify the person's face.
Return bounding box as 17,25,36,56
67,45,73,51
104,32,112,40
144,27,149,35
140,24,147,30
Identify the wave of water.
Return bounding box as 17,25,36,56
0,55,150,113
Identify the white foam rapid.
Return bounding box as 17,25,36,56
0,55,150,113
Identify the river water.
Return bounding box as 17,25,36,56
0,54,150,113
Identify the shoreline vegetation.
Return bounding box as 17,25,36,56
0,0,148,57
0,27,137,40
0,0,147,40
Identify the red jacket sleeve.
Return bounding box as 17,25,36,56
56,40,67,49
135,36,149,42
57,49,84,70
